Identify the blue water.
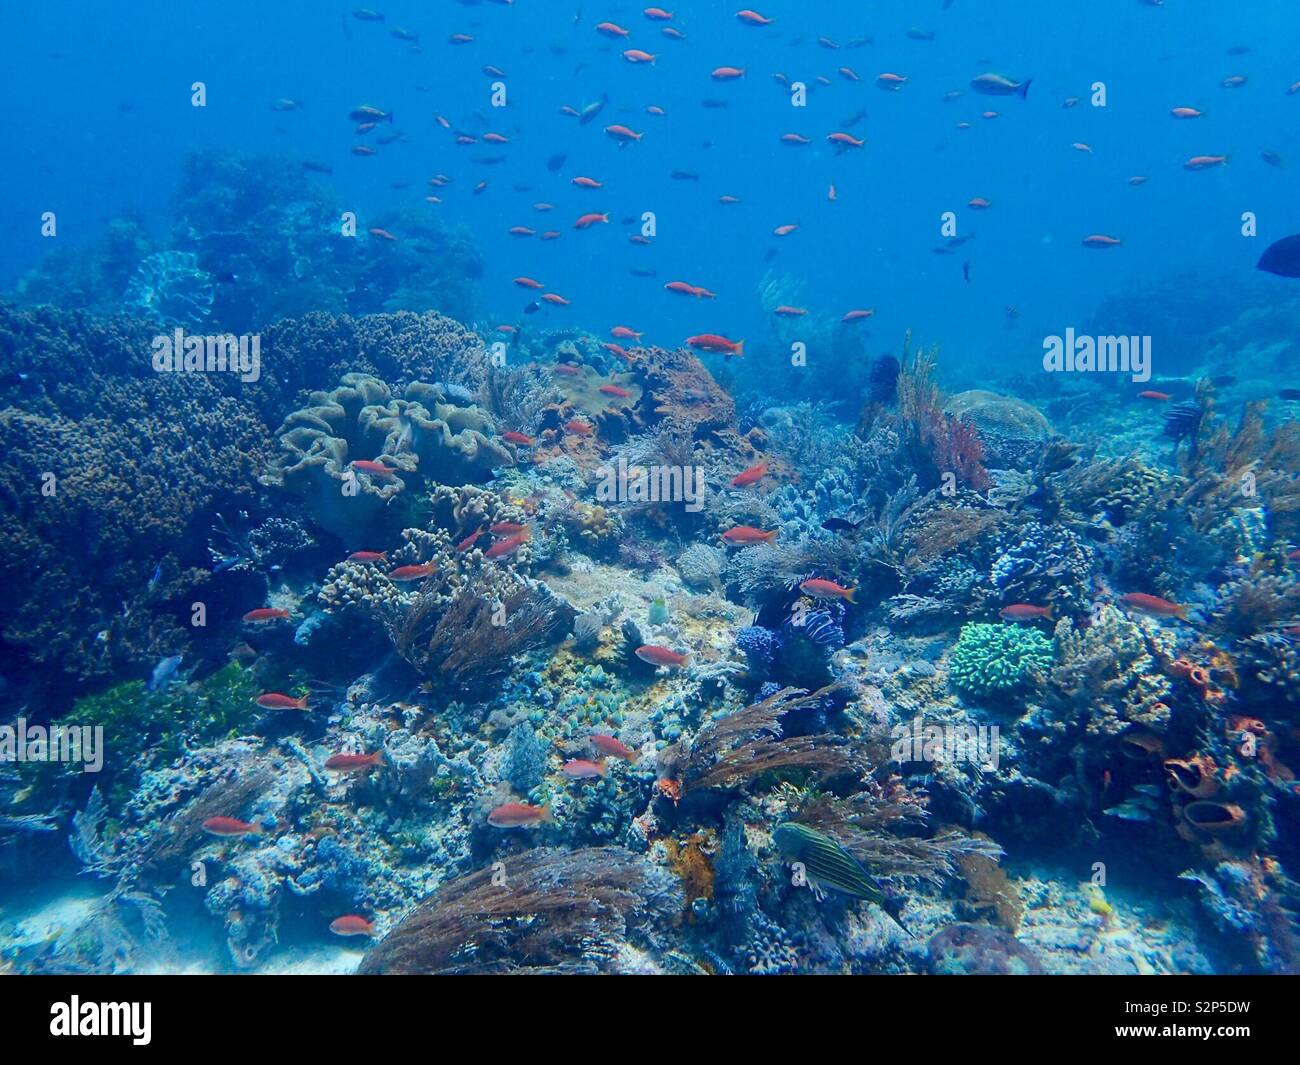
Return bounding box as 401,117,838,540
4,0,1296,373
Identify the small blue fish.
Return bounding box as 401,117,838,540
148,654,183,692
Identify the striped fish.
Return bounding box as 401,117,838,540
774,822,913,935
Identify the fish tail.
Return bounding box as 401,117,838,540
1045,605,1055,621
1018,78,1032,100
764,530,779,542
540,804,554,823
734,339,745,357
596,760,609,777
845,587,857,603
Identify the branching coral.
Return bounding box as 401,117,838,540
356,847,681,974
667,685,862,795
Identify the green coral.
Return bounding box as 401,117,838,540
949,623,1053,700
26,664,259,805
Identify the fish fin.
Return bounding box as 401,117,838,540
596,760,609,777
846,587,857,604
540,804,554,823
735,339,745,357
764,530,779,542
1018,78,1032,100
1045,605,1055,621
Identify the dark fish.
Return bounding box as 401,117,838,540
906,27,935,41
839,107,867,128
546,153,567,172
630,268,658,278
701,99,729,110
1163,401,1203,439
970,72,1031,98
962,260,971,283
822,516,864,533
773,823,913,935
1258,234,1300,278
1261,150,1284,168
301,160,334,174
1279,389,1300,400
523,301,541,315
670,170,700,181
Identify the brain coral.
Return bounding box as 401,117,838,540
943,390,1053,470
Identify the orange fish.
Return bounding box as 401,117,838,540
731,461,768,487
624,49,657,64
514,277,544,289
1171,107,1204,119
575,212,610,229
605,124,643,143
1138,390,1172,401
502,431,534,445
553,362,582,375
563,759,608,779
687,333,744,356
347,550,387,563
590,734,639,762
572,176,603,188
324,751,384,772
999,603,1054,621
968,197,992,210
1184,155,1228,170
540,231,562,241
508,226,536,237
842,308,874,322
388,562,437,581
876,72,908,90
644,7,673,19
488,802,553,828
722,525,779,545
736,9,773,25
542,293,571,305
490,522,529,535
773,224,800,236
564,419,593,436
774,305,807,317
611,325,642,339
242,607,291,623
1120,593,1188,618
483,132,509,144
329,915,375,937
711,66,745,80
485,531,531,559
596,21,630,37
202,816,264,838
1082,234,1122,248
369,228,397,242
781,133,810,145
828,184,837,202
351,459,396,476
604,343,632,361
456,529,486,552
800,578,856,602
600,384,634,398
257,692,310,711
635,645,689,668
